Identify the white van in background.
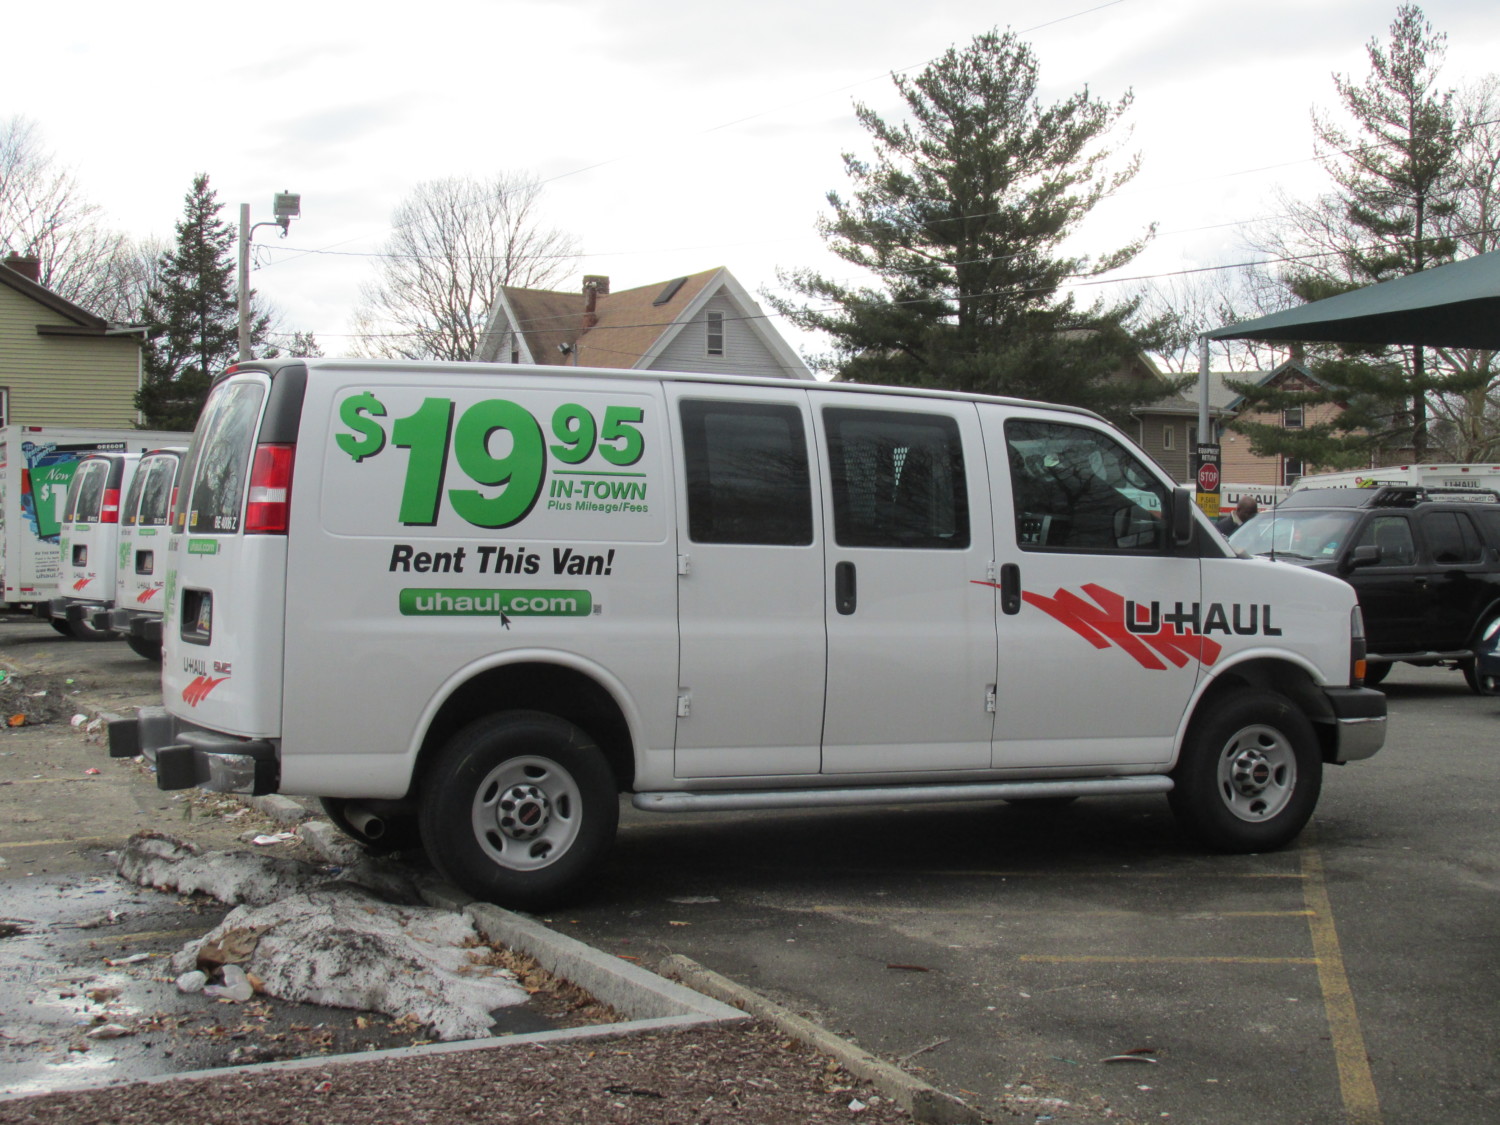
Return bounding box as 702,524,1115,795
49,451,141,640
97,447,185,660
1291,463,1500,493
109,359,1387,909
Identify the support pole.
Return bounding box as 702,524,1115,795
238,203,251,362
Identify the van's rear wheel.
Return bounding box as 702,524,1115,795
420,712,618,910
1169,689,1321,853
124,634,162,661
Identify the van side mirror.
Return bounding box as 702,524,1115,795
1344,544,1381,572
1170,486,1198,548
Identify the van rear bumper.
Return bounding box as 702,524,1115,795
103,607,163,640
107,706,278,795
1322,686,1386,763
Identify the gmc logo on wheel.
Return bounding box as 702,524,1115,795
181,675,228,707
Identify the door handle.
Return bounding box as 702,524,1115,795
835,561,857,615
1000,562,1022,615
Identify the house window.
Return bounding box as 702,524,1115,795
1284,404,1304,429
1284,456,1303,485
707,311,725,357
0,386,8,427
1188,425,1198,450
1162,424,1175,451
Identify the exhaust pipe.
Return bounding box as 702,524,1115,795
344,805,386,841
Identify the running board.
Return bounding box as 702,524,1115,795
633,775,1173,814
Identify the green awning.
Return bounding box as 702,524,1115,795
1208,249,1500,350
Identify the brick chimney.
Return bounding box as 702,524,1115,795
3,253,41,283
581,275,610,329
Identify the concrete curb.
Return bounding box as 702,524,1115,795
264,811,979,1119
659,954,984,1125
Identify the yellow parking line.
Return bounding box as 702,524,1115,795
1020,954,1317,965
812,905,1313,918
1302,846,1382,1125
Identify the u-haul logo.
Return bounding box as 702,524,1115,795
181,675,228,706
1006,583,1281,671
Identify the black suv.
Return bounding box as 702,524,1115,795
1228,486,1500,689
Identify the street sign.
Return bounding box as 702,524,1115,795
1193,443,1222,519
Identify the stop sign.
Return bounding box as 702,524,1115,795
1197,462,1220,491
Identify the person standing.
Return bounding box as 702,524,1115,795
1217,496,1259,535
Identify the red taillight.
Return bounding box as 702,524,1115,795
100,487,122,524
245,444,294,534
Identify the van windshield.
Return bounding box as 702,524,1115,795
174,381,266,535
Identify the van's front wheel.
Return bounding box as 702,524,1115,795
420,712,618,910
1169,690,1321,853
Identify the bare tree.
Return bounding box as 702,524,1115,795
1139,266,1288,374
0,116,157,321
353,173,578,361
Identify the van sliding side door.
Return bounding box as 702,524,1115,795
812,394,997,774
669,385,825,778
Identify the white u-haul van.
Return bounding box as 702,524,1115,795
109,359,1386,908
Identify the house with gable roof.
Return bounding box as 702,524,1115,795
474,267,812,379
0,253,146,426
1135,358,1350,488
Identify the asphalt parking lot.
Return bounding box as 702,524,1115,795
562,663,1500,1125
4,618,1497,1124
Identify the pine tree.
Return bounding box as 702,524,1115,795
769,28,1168,422
1231,4,1468,463
136,174,266,430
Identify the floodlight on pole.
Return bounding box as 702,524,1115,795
238,191,301,362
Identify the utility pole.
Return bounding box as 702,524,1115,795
238,191,301,361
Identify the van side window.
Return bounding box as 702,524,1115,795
681,400,813,545
180,382,266,535
823,408,969,549
1006,419,1169,552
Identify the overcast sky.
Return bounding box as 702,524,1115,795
6,0,1499,363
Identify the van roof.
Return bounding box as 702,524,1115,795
222,358,1109,425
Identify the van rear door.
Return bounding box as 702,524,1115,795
117,450,181,615
162,372,286,737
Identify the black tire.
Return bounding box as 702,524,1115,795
1362,661,1391,687
419,711,618,910
1460,659,1481,694
49,619,73,637
125,634,163,661
320,797,424,855
1169,689,1322,853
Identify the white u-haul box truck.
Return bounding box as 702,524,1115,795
109,360,1386,908
0,425,187,632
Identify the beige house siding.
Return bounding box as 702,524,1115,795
0,284,141,427
1135,413,1200,482
650,295,792,378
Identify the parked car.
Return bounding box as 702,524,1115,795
1229,485,1500,689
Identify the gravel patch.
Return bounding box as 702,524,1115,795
0,1022,917,1124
